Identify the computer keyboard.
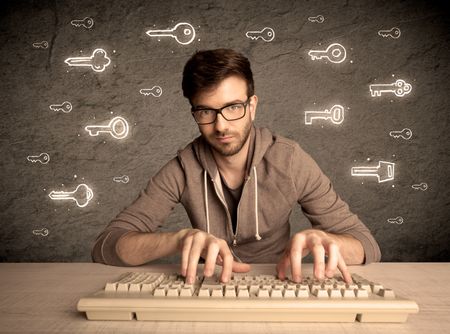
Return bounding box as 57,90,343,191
77,271,419,322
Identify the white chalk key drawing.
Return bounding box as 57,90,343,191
113,175,130,184
387,216,403,224
146,22,196,45
378,27,401,39
27,152,50,164
71,17,94,29
49,101,72,113
33,41,48,49
308,15,324,23
245,27,275,42
33,228,49,236
351,161,395,183
389,128,412,140
369,79,412,97
48,183,93,208
412,182,428,191
64,48,111,72
305,104,344,125
140,86,162,97
308,43,346,63
85,116,129,139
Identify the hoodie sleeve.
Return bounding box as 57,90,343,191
91,157,186,266
291,144,381,264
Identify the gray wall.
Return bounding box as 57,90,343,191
1,0,449,263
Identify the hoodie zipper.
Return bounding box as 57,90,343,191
234,176,251,246
211,178,235,245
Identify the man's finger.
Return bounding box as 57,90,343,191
310,241,326,280
290,236,305,283
324,242,339,278
337,254,353,283
203,241,220,277
186,235,205,284
231,261,251,273
219,245,234,283
180,234,193,277
276,251,290,280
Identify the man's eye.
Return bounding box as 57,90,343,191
199,110,213,116
227,104,241,111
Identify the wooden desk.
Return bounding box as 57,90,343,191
0,263,448,333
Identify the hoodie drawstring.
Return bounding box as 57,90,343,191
204,170,210,234
253,166,262,241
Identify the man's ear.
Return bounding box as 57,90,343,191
250,95,258,121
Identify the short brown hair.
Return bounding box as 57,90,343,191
182,49,254,104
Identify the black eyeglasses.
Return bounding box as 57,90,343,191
191,97,250,125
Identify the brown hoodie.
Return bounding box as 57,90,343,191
92,126,381,266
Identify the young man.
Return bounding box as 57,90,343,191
92,49,381,284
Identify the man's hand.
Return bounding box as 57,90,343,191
178,229,251,284
276,229,353,283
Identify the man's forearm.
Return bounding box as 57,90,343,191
116,229,190,266
329,232,365,265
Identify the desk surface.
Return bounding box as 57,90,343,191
0,262,449,333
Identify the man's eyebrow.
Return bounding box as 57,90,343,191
193,99,246,110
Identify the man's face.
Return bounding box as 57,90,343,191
191,76,257,157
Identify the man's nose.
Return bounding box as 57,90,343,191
214,113,228,132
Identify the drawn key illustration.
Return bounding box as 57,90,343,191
48,183,93,208
33,41,49,49
308,43,346,64
351,161,395,183
85,116,129,139
389,128,412,140
65,48,111,72
370,79,412,97
27,153,50,164
378,27,401,39
387,216,404,225
245,27,275,42
71,17,94,29
305,104,344,125
140,86,162,97
49,101,72,113
32,228,49,236
412,182,428,191
113,175,130,184
308,15,325,23
146,22,196,45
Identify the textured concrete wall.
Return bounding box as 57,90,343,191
0,0,449,263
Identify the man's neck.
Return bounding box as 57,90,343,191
212,136,251,189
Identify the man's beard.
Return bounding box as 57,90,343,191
205,119,252,157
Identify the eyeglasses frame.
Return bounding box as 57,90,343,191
191,97,251,125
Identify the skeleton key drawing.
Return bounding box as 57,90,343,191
389,128,412,140
412,182,428,191
113,175,130,184
305,104,344,125
33,228,49,236
308,43,346,63
308,15,324,23
71,17,94,29
351,161,395,183
33,41,49,49
245,27,275,42
387,216,404,224
140,86,162,97
64,48,111,72
378,27,401,39
49,101,72,113
27,152,50,164
48,183,93,208
146,22,196,45
85,116,129,139
370,79,412,97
